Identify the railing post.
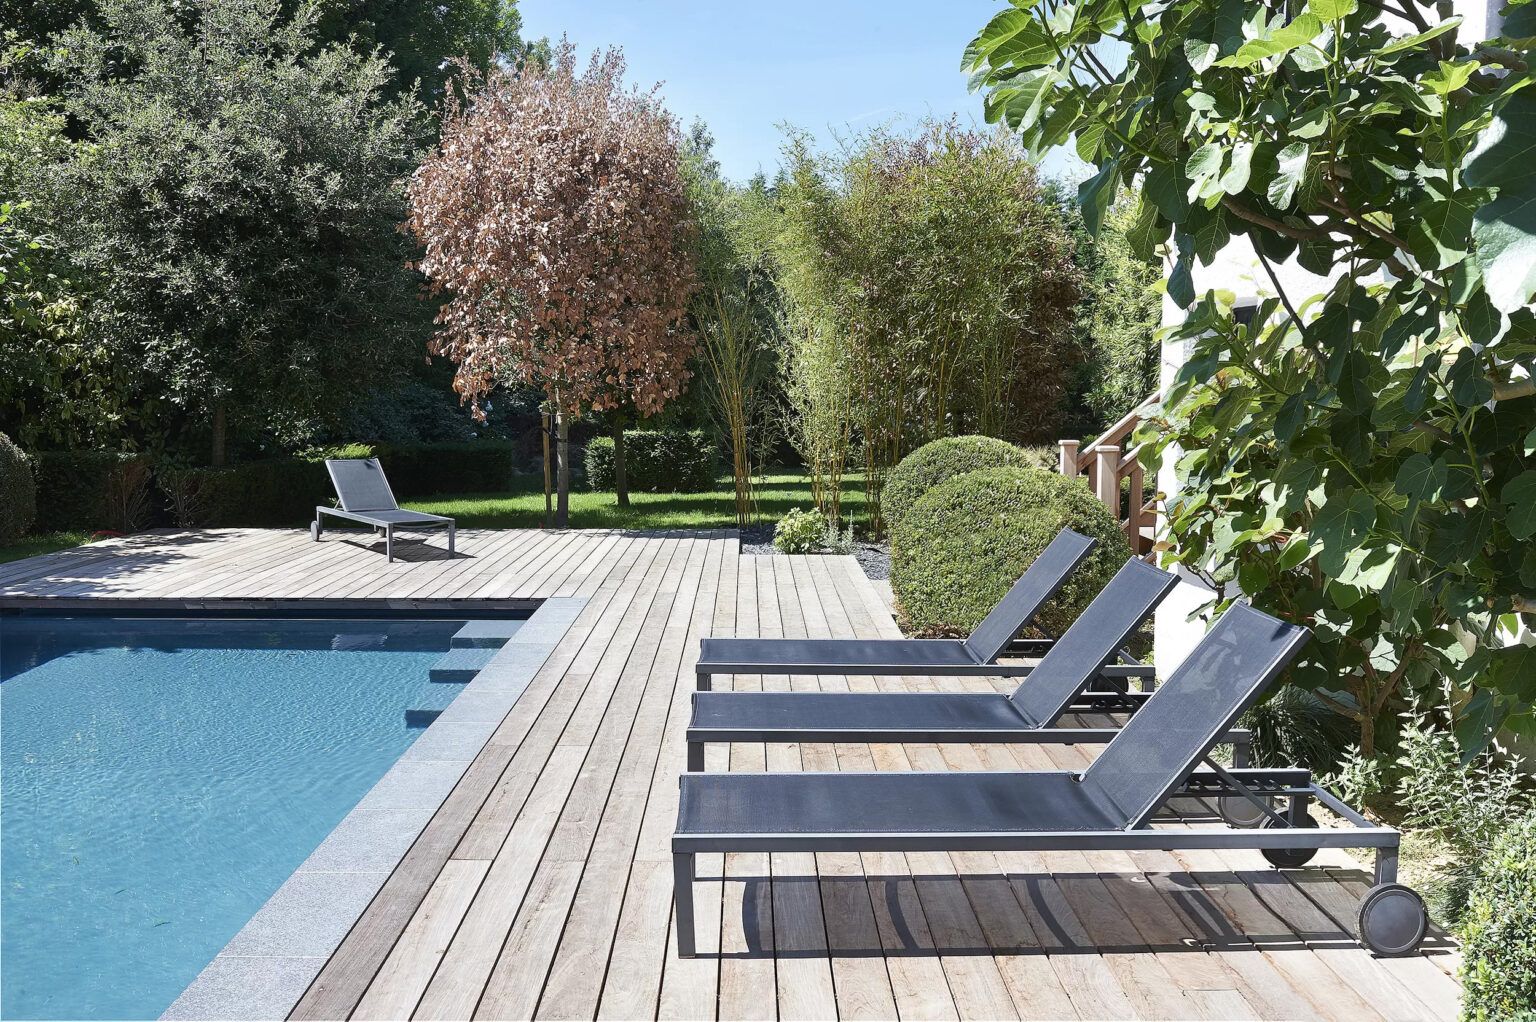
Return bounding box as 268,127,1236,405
1058,440,1080,478
1126,458,1146,553
1094,445,1121,510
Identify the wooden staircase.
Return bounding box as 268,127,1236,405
1059,396,1159,557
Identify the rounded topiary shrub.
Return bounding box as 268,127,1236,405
882,435,1035,535
891,465,1131,637
0,432,38,545
1461,812,1536,1021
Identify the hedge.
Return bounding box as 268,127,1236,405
890,465,1130,638
585,430,718,493
0,433,37,544
883,436,1040,537
1461,813,1536,1021
32,450,151,532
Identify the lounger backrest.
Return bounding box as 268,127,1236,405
1006,558,1177,725
1077,602,1310,829
964,529,1097,664
326,458,399,512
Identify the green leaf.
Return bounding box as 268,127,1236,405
1502,470,1536,540
1219,141,1255,194
1487,643,1536,698
1525,425,1536,456
1422,59,1480,96
1077,159,1119,236
1310,490,1377,574
1266,142,1309,210
1373,16,1461,58
1307,0,1357,20
1145,161,1190,224
1394,453,1447,503
1215,13,1324,67
1468,91,1536,312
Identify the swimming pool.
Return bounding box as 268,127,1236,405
0,614,483,1021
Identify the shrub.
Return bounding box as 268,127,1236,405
376,442,515,497
0,433,38,544
32,451,149,532
191,459,336,527
775,508,826,553
1461,813,1536,1021
585,430,718,493
1243,684,1355,775
891,465,1129,637
882,436,1038,537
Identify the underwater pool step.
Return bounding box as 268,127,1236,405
451,620,524,649
429,646,498,682
405,708,442,728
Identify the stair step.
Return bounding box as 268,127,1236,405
429,646,498,683
450,619,525,649
405,708,442,728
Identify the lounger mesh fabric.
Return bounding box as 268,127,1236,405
696,637,984,672
962,529,1097,662
326,459,398,512
1006,557,1176,724
1077,602,1311,828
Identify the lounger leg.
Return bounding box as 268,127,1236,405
1287,792,1309,825
386,525,394,562
1232,732,1252,768
448,523,456,557
696,670,711,692
673,853,696,958
1374,847,1399,886
687,741,704,772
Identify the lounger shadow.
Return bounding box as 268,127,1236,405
674,603,1432,960
312,458,456,562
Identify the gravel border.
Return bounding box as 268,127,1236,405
738,525,891,580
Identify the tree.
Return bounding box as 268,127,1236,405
967,0,1536,749
685,125,781,527
407,43,697,526
775,121,1081,530
24,0,428,464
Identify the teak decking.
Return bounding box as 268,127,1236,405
1,528,1462,1020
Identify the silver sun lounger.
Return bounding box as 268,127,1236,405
685,556,1222,771
311,458,456,562
673,603,1432,959
694,528,1153,691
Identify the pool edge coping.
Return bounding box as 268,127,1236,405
160,596,587,1022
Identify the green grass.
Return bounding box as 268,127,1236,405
0,531,95,565
407,471,867,531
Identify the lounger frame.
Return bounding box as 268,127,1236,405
312,505,456,562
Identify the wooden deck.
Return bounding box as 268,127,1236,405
2,528,1462,1020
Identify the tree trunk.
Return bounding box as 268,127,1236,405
613,419,630,507
211,400,228,468
542,407,554,529
555,407,570,528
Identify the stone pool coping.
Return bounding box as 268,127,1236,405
162,597,586,1022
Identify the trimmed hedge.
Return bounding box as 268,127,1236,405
585,430,718,493
0,433,38,544
32,450,149,532
883,436,1040,536
890,465,1131,637
375,442,516,498
1461,813,1536,1021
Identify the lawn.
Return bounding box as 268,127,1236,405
0,532,96,566
407,471,866,531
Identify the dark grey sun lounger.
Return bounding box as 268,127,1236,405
674,603,1431,958
695,528,1152,690
687,557,1191,771
312,458,455,562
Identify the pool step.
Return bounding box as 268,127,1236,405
429,646,498,683
405,708,442,728
451,620,524,649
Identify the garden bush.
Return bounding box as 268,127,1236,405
882,436,1041,536
891,465,1129,637
0,433,37,544
585,430,718,493
774,508,825,553
32,450,149,532
376,441,516,497
1460,812,1536,1021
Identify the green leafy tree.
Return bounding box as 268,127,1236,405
28,0,429,464
968,0,1536,749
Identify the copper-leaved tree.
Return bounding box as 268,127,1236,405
408,43,698,526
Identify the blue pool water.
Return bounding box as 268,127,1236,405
0,615,474,1021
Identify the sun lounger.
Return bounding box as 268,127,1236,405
673,603,1429,958
695,528,1152,691
686,556,1192,771
311,458,455,562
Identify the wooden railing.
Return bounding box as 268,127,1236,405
1059,396,1159,557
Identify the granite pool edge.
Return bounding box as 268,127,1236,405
161,596,587,1022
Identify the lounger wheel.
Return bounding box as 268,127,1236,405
1218,795,1270,828
1357,883,1428,956
1260,811,1319,867
310,520,319,542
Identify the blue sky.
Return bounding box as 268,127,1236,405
517,0,1089,184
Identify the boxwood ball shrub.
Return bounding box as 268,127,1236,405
891,465,1130,637
0,433,38,544
585,429,718,493
882,435,1035,536
1460,812,1536,1021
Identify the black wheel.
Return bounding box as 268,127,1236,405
1219,795,1270,828
1357,883,1428,956
1260,811,1319,867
